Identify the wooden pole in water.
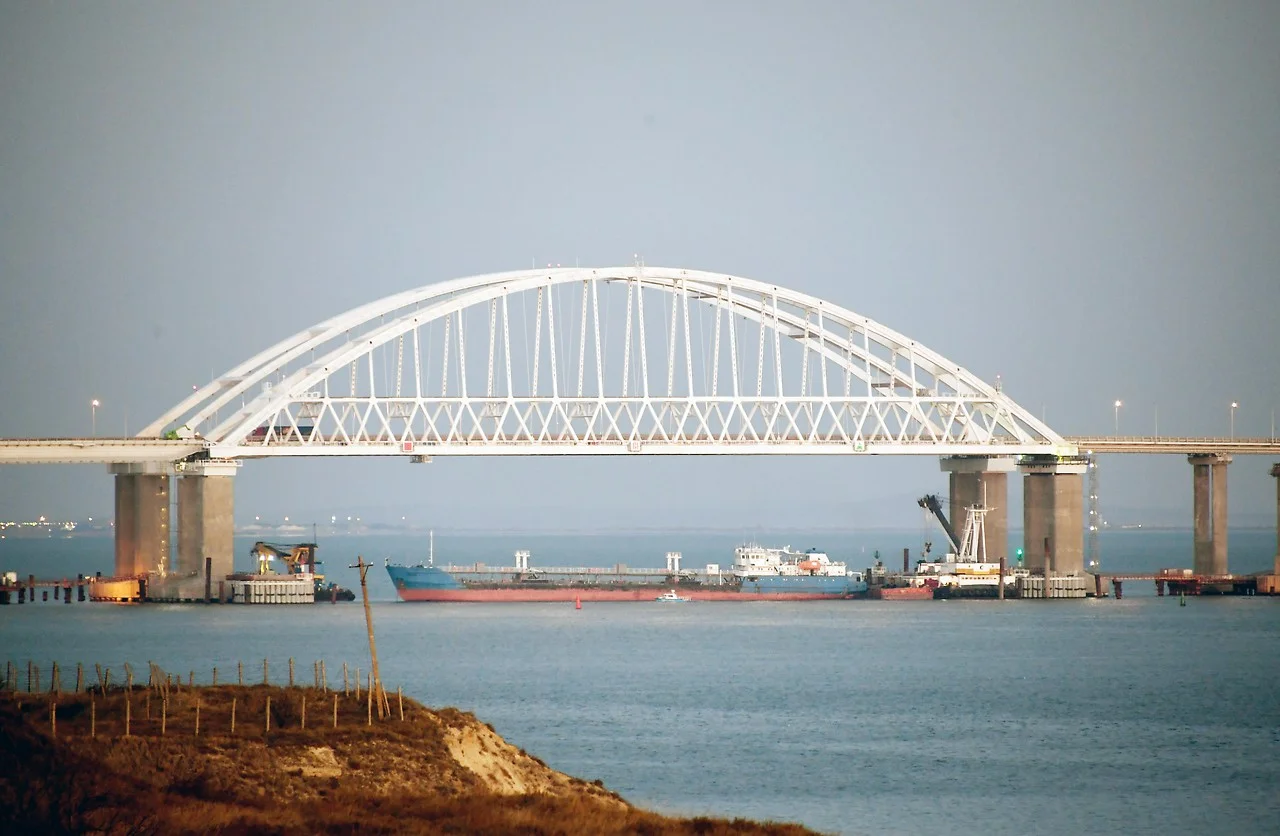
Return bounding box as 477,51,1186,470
238,661,243,686
75,663,83,693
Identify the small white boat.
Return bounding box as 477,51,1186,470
655,589,691,602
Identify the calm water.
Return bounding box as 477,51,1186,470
3,531,1279,835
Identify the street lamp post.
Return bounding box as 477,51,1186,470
91,399,100,437
1230,402,1238,438
1113,400,1122,435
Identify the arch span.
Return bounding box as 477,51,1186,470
143,266,1073,458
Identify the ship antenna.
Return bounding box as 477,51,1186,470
429,529,434,568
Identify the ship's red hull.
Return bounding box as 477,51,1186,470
394,587,854,602
869,586,934,601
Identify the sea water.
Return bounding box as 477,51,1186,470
2,531,1278,835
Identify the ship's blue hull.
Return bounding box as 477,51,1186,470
386,564,867,601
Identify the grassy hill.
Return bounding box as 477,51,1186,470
0,681,819,835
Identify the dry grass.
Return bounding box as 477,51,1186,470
0,684,820,835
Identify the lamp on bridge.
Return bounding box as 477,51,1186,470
91,399,100,437
1113,400,1122,435
1230,401,1239,438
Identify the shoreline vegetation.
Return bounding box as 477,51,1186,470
1,661,819,835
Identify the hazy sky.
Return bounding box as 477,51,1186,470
1,2,1278,531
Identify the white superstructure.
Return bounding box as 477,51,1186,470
732,545,850,577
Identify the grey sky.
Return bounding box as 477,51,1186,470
1,2,1278,531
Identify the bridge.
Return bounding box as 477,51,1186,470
2,266,1278,595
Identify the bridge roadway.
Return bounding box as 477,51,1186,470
2,435,1279,464
1065,436,1280,455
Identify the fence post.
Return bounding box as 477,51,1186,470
195,697,201,737
50,700,56,737
265,695,271,735
398,687,404,721
231,697,237,734
125,693,132,737
263,658,268,686
238,661,243,686
288,657,294,688
75,663,83,693
301,695,306,730
332,693,338,728
90,694,96,738
213,666,218,686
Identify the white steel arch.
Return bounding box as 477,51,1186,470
142,266,1075,459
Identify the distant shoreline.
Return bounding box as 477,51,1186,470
3,524,1276,540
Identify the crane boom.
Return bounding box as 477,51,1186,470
917,495,961,554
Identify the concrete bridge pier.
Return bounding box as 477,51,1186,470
176,461,238,588
1019,457,1088,575
111,464,171,577
1271,463,1280,576
1189,453,1231,575
111,461,237,599
940,456,1016,561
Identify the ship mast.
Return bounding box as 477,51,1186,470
429,530,434,567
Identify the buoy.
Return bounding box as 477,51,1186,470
574,594,581,610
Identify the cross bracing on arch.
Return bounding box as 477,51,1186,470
142,267,1072,458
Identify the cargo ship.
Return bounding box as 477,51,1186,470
385,537,867,602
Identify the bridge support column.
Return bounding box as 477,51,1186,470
176,462,238,587
940,456,1016,562
111,464,171,577
1019,458,1088,575
1189,454,1231,575
1272,463,1280,576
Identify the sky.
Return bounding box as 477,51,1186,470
1,1,1278,532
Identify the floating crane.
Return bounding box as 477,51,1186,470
250,541,319,575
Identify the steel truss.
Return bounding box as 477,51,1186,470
142,267,1072,458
